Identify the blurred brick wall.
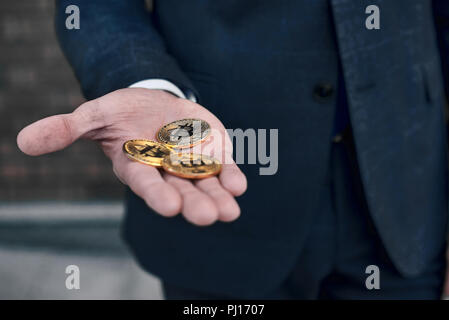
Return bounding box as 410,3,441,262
0,0,124,201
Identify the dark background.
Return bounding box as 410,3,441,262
0,0,124,201
0,2,161,300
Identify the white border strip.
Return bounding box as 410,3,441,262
0,202,124,222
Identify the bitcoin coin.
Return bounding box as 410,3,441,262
123,139,171,167
161,153,222,179
157,118,211,149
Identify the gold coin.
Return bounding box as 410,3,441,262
157,118,211,149
161,153,222,179
123,139,171,167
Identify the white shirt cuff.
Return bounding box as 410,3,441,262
128,79,196,102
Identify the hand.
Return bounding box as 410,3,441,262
17,89,247,226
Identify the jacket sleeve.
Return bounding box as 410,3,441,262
55,0,197,100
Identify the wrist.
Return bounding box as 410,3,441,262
128,79,197,102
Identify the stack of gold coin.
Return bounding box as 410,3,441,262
122,119,221,179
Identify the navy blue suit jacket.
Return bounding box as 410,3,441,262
56,0,449,297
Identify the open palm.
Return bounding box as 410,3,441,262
17,89,247,226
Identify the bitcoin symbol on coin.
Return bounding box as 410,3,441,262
157,119,210,149
138,144,167,158
123,139,171,167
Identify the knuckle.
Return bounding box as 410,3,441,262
180,188,198,197
76,99,105,126
208,186,225,197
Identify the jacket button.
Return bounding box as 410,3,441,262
313,82,334,102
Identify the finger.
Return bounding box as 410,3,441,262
163,173,219,226
190,128,247,197
195,177,240,222
17,100,105,156
114,155,182,217
219,162,247,197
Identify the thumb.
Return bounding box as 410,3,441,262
17,100,105,156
